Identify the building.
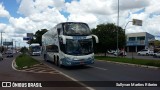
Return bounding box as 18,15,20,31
126,32,155,52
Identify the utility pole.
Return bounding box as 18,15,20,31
117,0,120,56
19,43,20,48
12,39,14,53
1,31,5,52
15,41,17,50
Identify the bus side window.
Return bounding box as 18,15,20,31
59,38,65,53
53,45,59,52
57,28,61,35
46,45,58,52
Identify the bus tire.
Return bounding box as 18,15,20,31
54,56,56,64
57,56,62,67
44,54,48,62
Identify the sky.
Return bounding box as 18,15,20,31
0,0,160,47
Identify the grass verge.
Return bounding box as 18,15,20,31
95,56,160,67
15,54,40,69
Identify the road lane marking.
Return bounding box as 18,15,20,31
42,63,95,90
17,57,95,90
11,59,60,74
88,65,108,70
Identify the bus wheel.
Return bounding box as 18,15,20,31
57,57,62,67
44,54,47,62
53,56,56,64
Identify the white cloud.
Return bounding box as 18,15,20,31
112,0,150,11
10,0,66,36
66,0,114,15
145,0,160,15
18,0,65,16
18,0,36,16
0,23,7,31
1,0,160,47
0,3,10,18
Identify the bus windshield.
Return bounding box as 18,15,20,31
31,46,41,52
66,39,93,55
63,23,91,35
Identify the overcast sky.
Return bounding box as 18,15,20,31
0,0,160,47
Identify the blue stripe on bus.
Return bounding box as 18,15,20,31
61,58,94,66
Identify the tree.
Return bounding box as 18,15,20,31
30,29,48,46
154,40,160,47
92,23,125,55
20,47,28,54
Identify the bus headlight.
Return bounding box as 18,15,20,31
88,56,94,60
65,57,72,65
66,57,72,61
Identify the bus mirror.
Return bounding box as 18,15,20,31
57,28,61,35
92,35,99,43
59,35,66,44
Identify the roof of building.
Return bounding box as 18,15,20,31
126,32,154,37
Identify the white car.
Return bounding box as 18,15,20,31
137,49,153,56
107,50,116,54
114,51,127,56
153,51,160,58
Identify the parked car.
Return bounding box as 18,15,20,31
114,51,127,56
6,51,13,57
107,50,116,54
0,53,3,60
153,51,160,58
137,49,153,56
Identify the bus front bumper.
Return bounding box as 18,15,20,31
61,58,94,66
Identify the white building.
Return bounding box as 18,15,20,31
126,32,155,52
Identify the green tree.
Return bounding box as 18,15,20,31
20,47,28,54
30,29,48,46
92,23,125,55
154,40,160,47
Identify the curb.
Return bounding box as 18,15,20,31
11,59,60,74
97,60,159,69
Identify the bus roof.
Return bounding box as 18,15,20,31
30,43,40,46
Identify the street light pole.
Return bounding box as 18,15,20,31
12,39,14,53
124,21,132,53
117,0,120,56
19,43,20,48
124,21,133,34
15,41,17,52
1,31,5,52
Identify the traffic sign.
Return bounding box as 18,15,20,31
27,33,33,38
133,19,142,26
23,37,31,41
3,42,13,45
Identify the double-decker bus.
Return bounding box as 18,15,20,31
42,22,98,67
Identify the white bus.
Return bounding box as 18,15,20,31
29,43,41,56
42,22,98,67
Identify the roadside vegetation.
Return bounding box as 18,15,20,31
15,54,40,69
95,56,160,67
92,23,125,56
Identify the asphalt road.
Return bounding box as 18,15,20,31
0,53,88,90
33,55,160,90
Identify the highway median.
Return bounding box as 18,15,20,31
95,56,160,68
15,54,40,69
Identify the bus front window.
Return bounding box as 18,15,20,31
66,39,93,55
32,46,41,52
63,23,91,35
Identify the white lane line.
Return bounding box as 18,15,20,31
32,58,95,90
88,65,108,71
